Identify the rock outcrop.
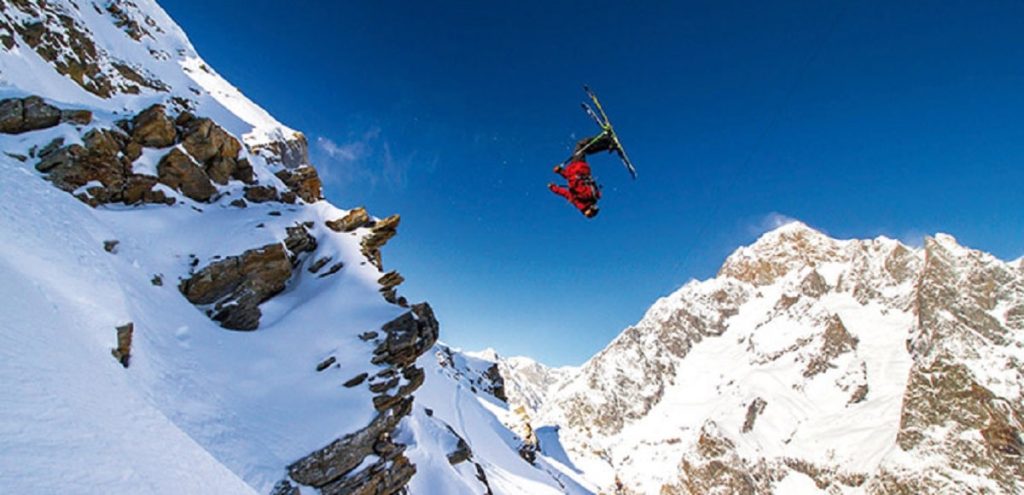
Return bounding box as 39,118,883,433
361,214,400,269
178,244,292,331
287,304,439,495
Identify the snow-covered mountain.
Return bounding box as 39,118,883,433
503,222,1023,494
0,1,575,494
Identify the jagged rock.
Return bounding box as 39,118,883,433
232,158,255,184
178,244,292,330
284,224,317,262
327,207,370,233
483,363,508,402
361,214,400,269
741,397,767,433
151,274,163,286
373,303,439,367
251,131,310,168
316,357,337,372
130,104,176,147
103,240,119,253
800,270,828,298
244,185,278,203
359,331,379,341
275,165,323,203
288,400,409,487
111,323,133,368
378,271,404,290
157,148,216,202
180,117,240,162
446,429,472,465
803,315,858,377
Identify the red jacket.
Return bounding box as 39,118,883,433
560,160,600,202
550,160,601,213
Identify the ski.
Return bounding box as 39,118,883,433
583,86,637,179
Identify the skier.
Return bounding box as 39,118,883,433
548,132,618,218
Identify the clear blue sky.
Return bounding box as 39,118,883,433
162,0,1024,366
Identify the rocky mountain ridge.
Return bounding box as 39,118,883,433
497,222,1022,494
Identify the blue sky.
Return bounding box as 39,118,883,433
162,0,1024,366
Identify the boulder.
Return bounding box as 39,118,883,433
110,323,133,368
130,104,176,147
180,117,240,162
326,207,370,233
244,185,279,203
178,244,292,330
157,148,217,202
0,96,62,134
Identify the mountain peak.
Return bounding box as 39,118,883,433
718,219,840,285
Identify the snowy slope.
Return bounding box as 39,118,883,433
0,2,600,494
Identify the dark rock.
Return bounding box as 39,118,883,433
369,377,399,394
157,148,216,202
316,356,337,372
268,211,282,217
229,199,247,208
130,104,176,147
483,363,508,402
374,303,440,368
308,256,333,274
244,185,278,203
151,274,163,286
742,397,767,433
318,262,345,278
103,240,119,253
0,98,24,133
111,323,133,368
178,244,292,330
232,158,255,184
270,480,300,495
447,433,472,465
344,373,369,388
359,331,379,341
275,165,323,203
326,207,371,233
284,224,317,260
37,137,65,159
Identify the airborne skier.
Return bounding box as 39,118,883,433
548,86,637,218
548,133,617,218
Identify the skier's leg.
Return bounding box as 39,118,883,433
571,132,616,161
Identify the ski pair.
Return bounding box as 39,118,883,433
578,86,638,179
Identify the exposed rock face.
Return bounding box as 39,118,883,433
157,148,217,202
287,304,439,494
326,207,371,233
20,99,284,207
130,104,177,147
178,244,292,331
361,215,400,269
275,165,323,203
251,131,310,168
1,1,167,97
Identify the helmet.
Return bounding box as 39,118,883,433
583,205,599,218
